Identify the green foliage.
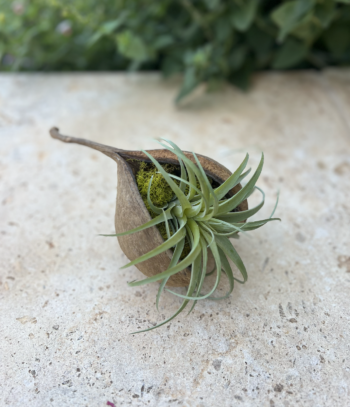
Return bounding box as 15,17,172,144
1,0,350,100
103,140,280,333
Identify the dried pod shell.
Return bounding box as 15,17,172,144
50,128,248,287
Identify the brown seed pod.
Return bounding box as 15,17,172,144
49,127,248,287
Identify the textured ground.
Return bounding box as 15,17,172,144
0,71,349,407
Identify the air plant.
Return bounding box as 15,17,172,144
50,128,280,333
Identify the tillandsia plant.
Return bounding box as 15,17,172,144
50,127,280,333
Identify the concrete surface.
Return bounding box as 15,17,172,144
0,71,350,407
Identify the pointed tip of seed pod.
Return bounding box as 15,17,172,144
49,126,59,138
49,127,74,143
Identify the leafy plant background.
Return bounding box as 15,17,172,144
1,0,350,101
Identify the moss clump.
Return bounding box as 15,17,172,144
136,161,176,212
136,161,176,242
135,161,191,258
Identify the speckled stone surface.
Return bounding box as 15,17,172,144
1,72,349,407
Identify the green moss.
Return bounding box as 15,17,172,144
135,161,191,259
136,161,176,214
136,161,176,243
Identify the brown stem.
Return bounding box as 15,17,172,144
49,127,123,162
